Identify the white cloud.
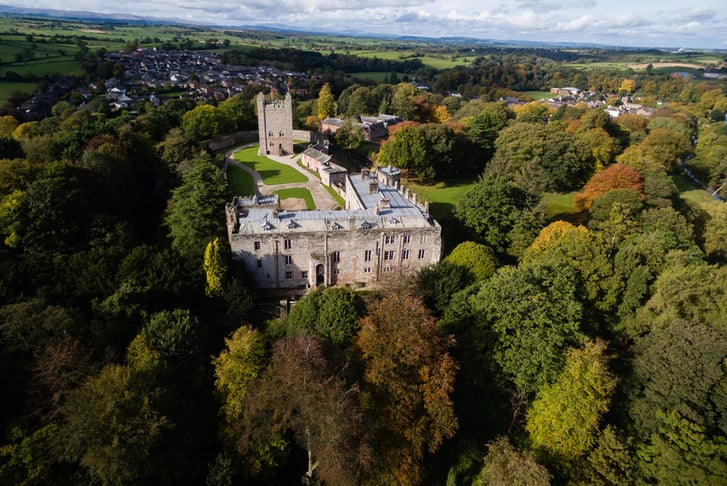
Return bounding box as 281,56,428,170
16,0,727,48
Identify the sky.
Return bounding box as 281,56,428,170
11,0,727,49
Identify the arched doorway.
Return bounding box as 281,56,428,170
315,264,325,286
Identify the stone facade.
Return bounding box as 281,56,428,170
226,167,441,290
257,92,294,156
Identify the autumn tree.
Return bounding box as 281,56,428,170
357,294,458,484
573,163,644,211
230,335,371,485
526,340,617,465
317,83,335,120
478,436,551,486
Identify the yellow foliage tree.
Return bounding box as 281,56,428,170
526,340,617,462
203,237,227,297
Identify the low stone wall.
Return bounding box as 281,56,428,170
208,130,258,151
292,129,312,142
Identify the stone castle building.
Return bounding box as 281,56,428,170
226,164,441,290
227,93,441,290
257,92,294,156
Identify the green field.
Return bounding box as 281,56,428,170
273,187,316,210
354,50,473,70
232,146,307,185
673,173,717,205
524,91,553,100
0,81,38,102
542,191,582,221
227,163,256,196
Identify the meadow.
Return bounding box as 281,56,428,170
272,187,316,210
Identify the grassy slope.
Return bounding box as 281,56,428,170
226,163,256,196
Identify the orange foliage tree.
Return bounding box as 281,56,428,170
574,164,644,211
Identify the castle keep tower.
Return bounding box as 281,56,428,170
257,92,294,156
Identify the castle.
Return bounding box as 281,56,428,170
226,94,442,290
257,92,294,156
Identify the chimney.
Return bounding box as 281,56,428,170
369,181,379,194
380,197,390,209
361,168,370,179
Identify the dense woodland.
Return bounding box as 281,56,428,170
1,33,727,485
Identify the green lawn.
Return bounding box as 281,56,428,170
407,178,477,253
523,91,553,100
227,163,256,196
273,187,316,210
232,146,307,185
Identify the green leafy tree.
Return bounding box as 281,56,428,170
470,259,585,391
165,153,229,262
378,124,426,181
455,173,535,253
181,104,234,142
218,93,256,131
59,364,169,486
333,119,366,150
526,340,617,463
286,286,364,346
357,294,458,484
489,121,593,193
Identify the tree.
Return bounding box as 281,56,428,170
165,153,229,263
232,335,371,485
526,340,617,463
470,259,585,391
317,83,335,120
477,436,551,486
377,124,425,181
213,326,266,424
455,173,535,253
639,127,691,171
444,241,498,281
59,364,169,485
574,163,643,211
625,320,727,483
218,94,256,131
204,237,227,298
18,162,90,253
333,119,366,150
286,286,364,346
489,121,593,193
357,295,458,484
181,104,234,142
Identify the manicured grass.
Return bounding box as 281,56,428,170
273,187,316,210
227,163,256,196
232,146,307,185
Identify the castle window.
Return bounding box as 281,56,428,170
403,235,411,244
284,239,292,250
418,249,426,259
332,251,340,263
256,259,262,268
285,271,293,279
284,255,293,265
254,241,261,251
361,221,372,230
402,250,410,260
420,235,427,244
364,267,372,273
384,250,395,261
332,221,343,230
301,271,308,279
334,268,341,275
364,250,372,262
385,235,395,244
